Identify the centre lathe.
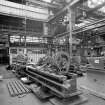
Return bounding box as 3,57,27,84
25,52,82,98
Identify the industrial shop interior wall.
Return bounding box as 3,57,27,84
0,48,9,64
1,0,105,105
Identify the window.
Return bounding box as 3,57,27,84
88,0,105,8
10,36,20,43
42,0,52,3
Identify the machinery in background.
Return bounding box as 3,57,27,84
87,57,105,71
7,53,28,77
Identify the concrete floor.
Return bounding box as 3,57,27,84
0,65,105,105
0,65,52,105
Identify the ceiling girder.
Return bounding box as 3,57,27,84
26,0,62,8
48,0,80,22
0,29,42,37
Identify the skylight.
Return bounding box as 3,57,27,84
88,0,105,8
99,6,105,13
88,0,105,13
42,0,52,3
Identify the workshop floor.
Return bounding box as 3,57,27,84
0,65,105,105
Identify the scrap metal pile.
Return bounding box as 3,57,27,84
25,52,81,98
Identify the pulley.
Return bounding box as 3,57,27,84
53,51,70,74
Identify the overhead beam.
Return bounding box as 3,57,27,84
26,0,62,9
54,17,105,38
0,29,42,37
0,0,49,22
48,0,80,22
76,12,104,23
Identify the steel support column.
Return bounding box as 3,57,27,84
43,22,48,36
67,8,75,60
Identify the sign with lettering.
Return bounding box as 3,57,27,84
94,60,99,63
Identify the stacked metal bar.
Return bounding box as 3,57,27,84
7,80,31,97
